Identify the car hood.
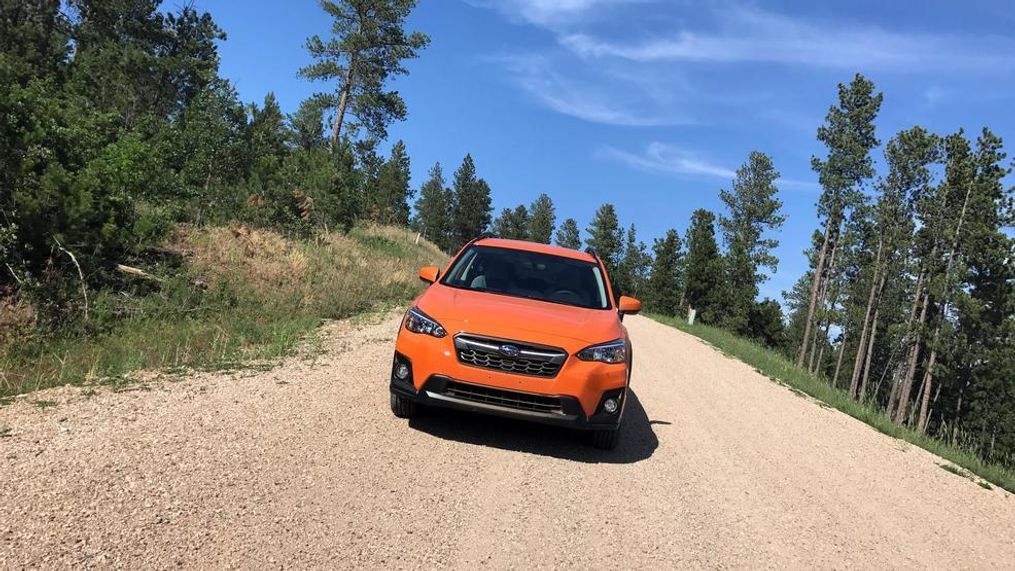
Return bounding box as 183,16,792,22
417,284,623,346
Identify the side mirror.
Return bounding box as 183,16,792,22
618,296,641,315
418,266,439,284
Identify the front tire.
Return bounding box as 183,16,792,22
390,392,419,418
589,426,620,450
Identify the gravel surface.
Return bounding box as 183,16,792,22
2,313,1013,569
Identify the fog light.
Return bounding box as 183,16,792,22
395,363,410,380
603,398,619,414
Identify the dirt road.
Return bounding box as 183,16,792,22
2,313,1013,568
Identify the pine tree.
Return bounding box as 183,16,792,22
168,81,248,201
847,127,939,401
299,0,429,146
899,129,1008,431
615,224,650,297
0,0,70,83
784,264,816,360
719,151,785,334
366,140,412,224
684,209,726,324
492,204,530,240
450,154,492,250
645,229,683,315
69,1,225,127
555,218,581,249
289,98,326,150
947,199,1014,459
244,93,289,182
412,161,452,251
893,131,974,425
528,193,556,244
585,204,624,286
329,140,367,230
747,299,787,350
798,73,883,367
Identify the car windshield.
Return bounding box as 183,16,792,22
441,245,610,309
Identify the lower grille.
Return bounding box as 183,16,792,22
444,381,563,415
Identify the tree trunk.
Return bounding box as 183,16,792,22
951,380,967,445
812,320,828,377
891,261,930,422
909,365,930,426
916,347,938,433
797,214,837,367
857,305,880,401
809,321,822,374
813,331,827,376
849,239,883,398
895,286,930,424
807,231,841,373
912,172,974,431
926,375,945,435
832,329,847,388
330,51,358,150
331,81,352,150
887,366,902,415
897,256,933,421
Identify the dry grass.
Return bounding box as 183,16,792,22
172,223,445,318
0,296,37,355
1,224,446,397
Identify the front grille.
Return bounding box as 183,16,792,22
454,334,567,378
444,381,563,415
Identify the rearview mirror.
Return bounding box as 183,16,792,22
419,266,439,284
618,296,641,315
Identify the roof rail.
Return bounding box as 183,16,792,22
584,246,599,260
462,233,497,249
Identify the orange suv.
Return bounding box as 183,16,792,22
389,236,640,449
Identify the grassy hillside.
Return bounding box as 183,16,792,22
648,313,1015,493
0,224,445,397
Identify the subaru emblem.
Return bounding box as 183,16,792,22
499,344,520,358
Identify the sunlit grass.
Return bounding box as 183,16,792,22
1,223,445,397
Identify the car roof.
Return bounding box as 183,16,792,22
473,237,598,263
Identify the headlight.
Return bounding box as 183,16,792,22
576,339,627,364
404,307,447,338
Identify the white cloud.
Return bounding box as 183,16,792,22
468,0,650,27
499,55,691,126
476,1,1011,134
923,86,946,107
598,143,736,178
774,178,821,192
599,143,822,191
558,6,1014,72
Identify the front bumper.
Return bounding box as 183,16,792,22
394,325,628,418
391,353,624,430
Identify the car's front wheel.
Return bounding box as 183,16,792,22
589,426,620,450
390,392,419,418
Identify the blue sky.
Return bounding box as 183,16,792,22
196,0,1014,303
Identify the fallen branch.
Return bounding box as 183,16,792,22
115,263,208,290
4,262,22,285
54,237,88,321
115,263,164,282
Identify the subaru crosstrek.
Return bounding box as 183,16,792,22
389,236,640,449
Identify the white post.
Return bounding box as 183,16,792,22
687,307,697,325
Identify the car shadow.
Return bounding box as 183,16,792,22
407,389,659,464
